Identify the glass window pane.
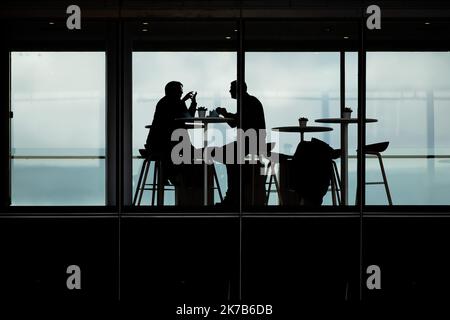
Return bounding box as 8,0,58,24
132,51,237,207
246,52,343,207
366,52,450,205
11,52,106,205
244,19,359,209
130,20,238,210
12,159,105,205
246,52,341,152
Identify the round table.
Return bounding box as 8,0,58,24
178,116,234,124
314,118,377,124
175,116,234,205
272,125,333,142
145,123,204,130
175,116,234,148
315,117,378,205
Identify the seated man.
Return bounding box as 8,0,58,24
215,80,267,207
145,81,204,205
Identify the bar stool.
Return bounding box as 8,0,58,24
265,160,282,205
243,142,280,206
364,141,393,205
261,143,282,205
331,143,393,205
133,148,175,206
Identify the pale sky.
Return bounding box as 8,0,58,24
11,51,450,155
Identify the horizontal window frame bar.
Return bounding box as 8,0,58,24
11,155,105,159
10,155,450,160
129,155,450,159
350,155,450,159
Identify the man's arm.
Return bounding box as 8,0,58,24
216,107,238,127
187,101,197,117
182,91,197,117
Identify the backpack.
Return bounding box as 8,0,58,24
291,138,334,206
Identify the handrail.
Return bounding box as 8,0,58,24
11,154,450,160
11,155,105,159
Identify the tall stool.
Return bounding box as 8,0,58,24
331,143,393,205
133,148,175,206
364,142,393,205
245,142,277,206
212,165,224,203
260,143,281,205
265,159,282,205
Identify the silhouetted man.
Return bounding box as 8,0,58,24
216,80,266,207
146,81,203,205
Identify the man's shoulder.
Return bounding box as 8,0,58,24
155,96,174,111
157,96,168,104
246,93,263,106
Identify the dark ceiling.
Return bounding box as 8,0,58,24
1,0,450,19
2,0,450,51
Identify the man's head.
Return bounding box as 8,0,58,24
229,80,247,99
165,81,183,99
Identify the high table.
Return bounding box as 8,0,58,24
145,123,204,130
175,116,233,205
315,118,377,205
272,125,333,142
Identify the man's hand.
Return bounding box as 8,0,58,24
182,91,197,102
216,107,227,116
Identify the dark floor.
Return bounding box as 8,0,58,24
0,215,449,307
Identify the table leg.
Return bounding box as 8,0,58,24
157,161,164,206
341,123,348,205
203,123,208,206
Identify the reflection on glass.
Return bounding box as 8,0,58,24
367,52,450,205
11,52,106,205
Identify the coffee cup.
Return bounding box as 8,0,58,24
343,108,352,119
197,108,207,117
298,117,308,127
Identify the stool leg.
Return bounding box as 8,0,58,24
138,158,150,206
377,153,393,205
251,163,255,206
272,163,282,206
133,158,147,206
332,160,342,192
151,160,158,206
332,162,342,205
335,172,341,205
266,175,273,205
212,165,223,202
330,172,337,206
157,161,165,206
174,184,179,205
265,161,275,205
